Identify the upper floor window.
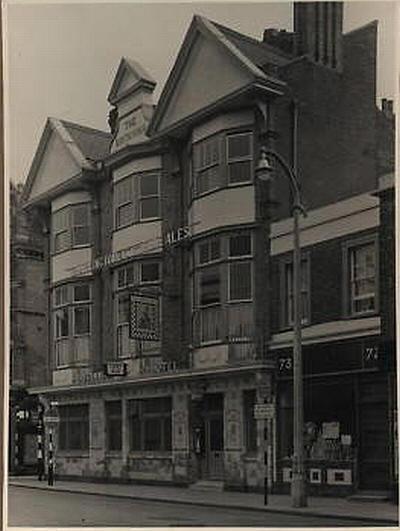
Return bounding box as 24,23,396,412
281,256,310,328
114,173,160,230
192,131,253,197
194,231,253,308
348,242,377,316
52,203,90,254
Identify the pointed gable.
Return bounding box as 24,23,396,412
24,118,109,205
107,57,156,106
149,15,285,136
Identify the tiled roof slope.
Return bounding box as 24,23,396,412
214,21,292,71
60,120,111,162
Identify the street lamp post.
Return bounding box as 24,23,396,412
256,147,307,508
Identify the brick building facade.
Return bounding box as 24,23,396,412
22,3,396,495
9,182,48,473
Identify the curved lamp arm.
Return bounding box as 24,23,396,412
258,147,307,217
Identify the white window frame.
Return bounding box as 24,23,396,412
114,176,134,230
345,237,378,317
52,203,90,254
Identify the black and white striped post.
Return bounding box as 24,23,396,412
37,404,44,481
48,429,54,486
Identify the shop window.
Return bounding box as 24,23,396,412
348,242,377,316
52,203,90,254
128,397,171,452
192,131,253,197
105,400,122,452
59,404,89,451
281,257,310,328
114,177,134,229
139,174,160,220
227,132,252,184
243,390,257,452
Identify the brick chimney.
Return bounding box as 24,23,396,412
294,2,343,69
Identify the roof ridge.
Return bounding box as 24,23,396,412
59,119,111,137
212,20,293,59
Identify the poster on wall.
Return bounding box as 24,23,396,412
322,421,340,439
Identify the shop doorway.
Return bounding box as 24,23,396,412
357,375,390,490
201,394,224,479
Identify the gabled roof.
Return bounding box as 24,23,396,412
59,119,111,162
148,14,286,136
23,117,110,204
107,57,156,105
214,21,292,69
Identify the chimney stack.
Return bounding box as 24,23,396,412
294,2,343,70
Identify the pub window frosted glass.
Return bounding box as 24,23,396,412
105,401,122,452
229,261,252,301
117,264,134,289
55,308,69,338
58,404,89,451
349,243,376,315
115,177,134,229
227,132,252,184
140,174,160,220
128,398,172,452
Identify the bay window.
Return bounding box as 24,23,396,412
53,282,91,367
192,131,253,197
193,231,253,345
114,172,160,229
52,203,90,253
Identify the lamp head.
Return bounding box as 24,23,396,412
255,147,274,182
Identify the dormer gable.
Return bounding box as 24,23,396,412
108,57,157,153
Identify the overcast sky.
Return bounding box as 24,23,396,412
5,1,398,184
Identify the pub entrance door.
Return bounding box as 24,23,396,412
201,394,224,479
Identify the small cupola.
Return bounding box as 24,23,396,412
107,57,156,152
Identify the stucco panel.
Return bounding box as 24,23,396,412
112,221,162,255
30,131,81,200
189,186,255,235
52,247,92,283
160,35,252,131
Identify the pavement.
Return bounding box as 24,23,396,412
8,476,399,525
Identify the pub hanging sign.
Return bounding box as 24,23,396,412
130,292,160,341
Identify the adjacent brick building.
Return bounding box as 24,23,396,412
22,3,396,495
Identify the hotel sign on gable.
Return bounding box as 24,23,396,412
112,108,148,151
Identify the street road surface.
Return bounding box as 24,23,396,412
8,486,378,527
